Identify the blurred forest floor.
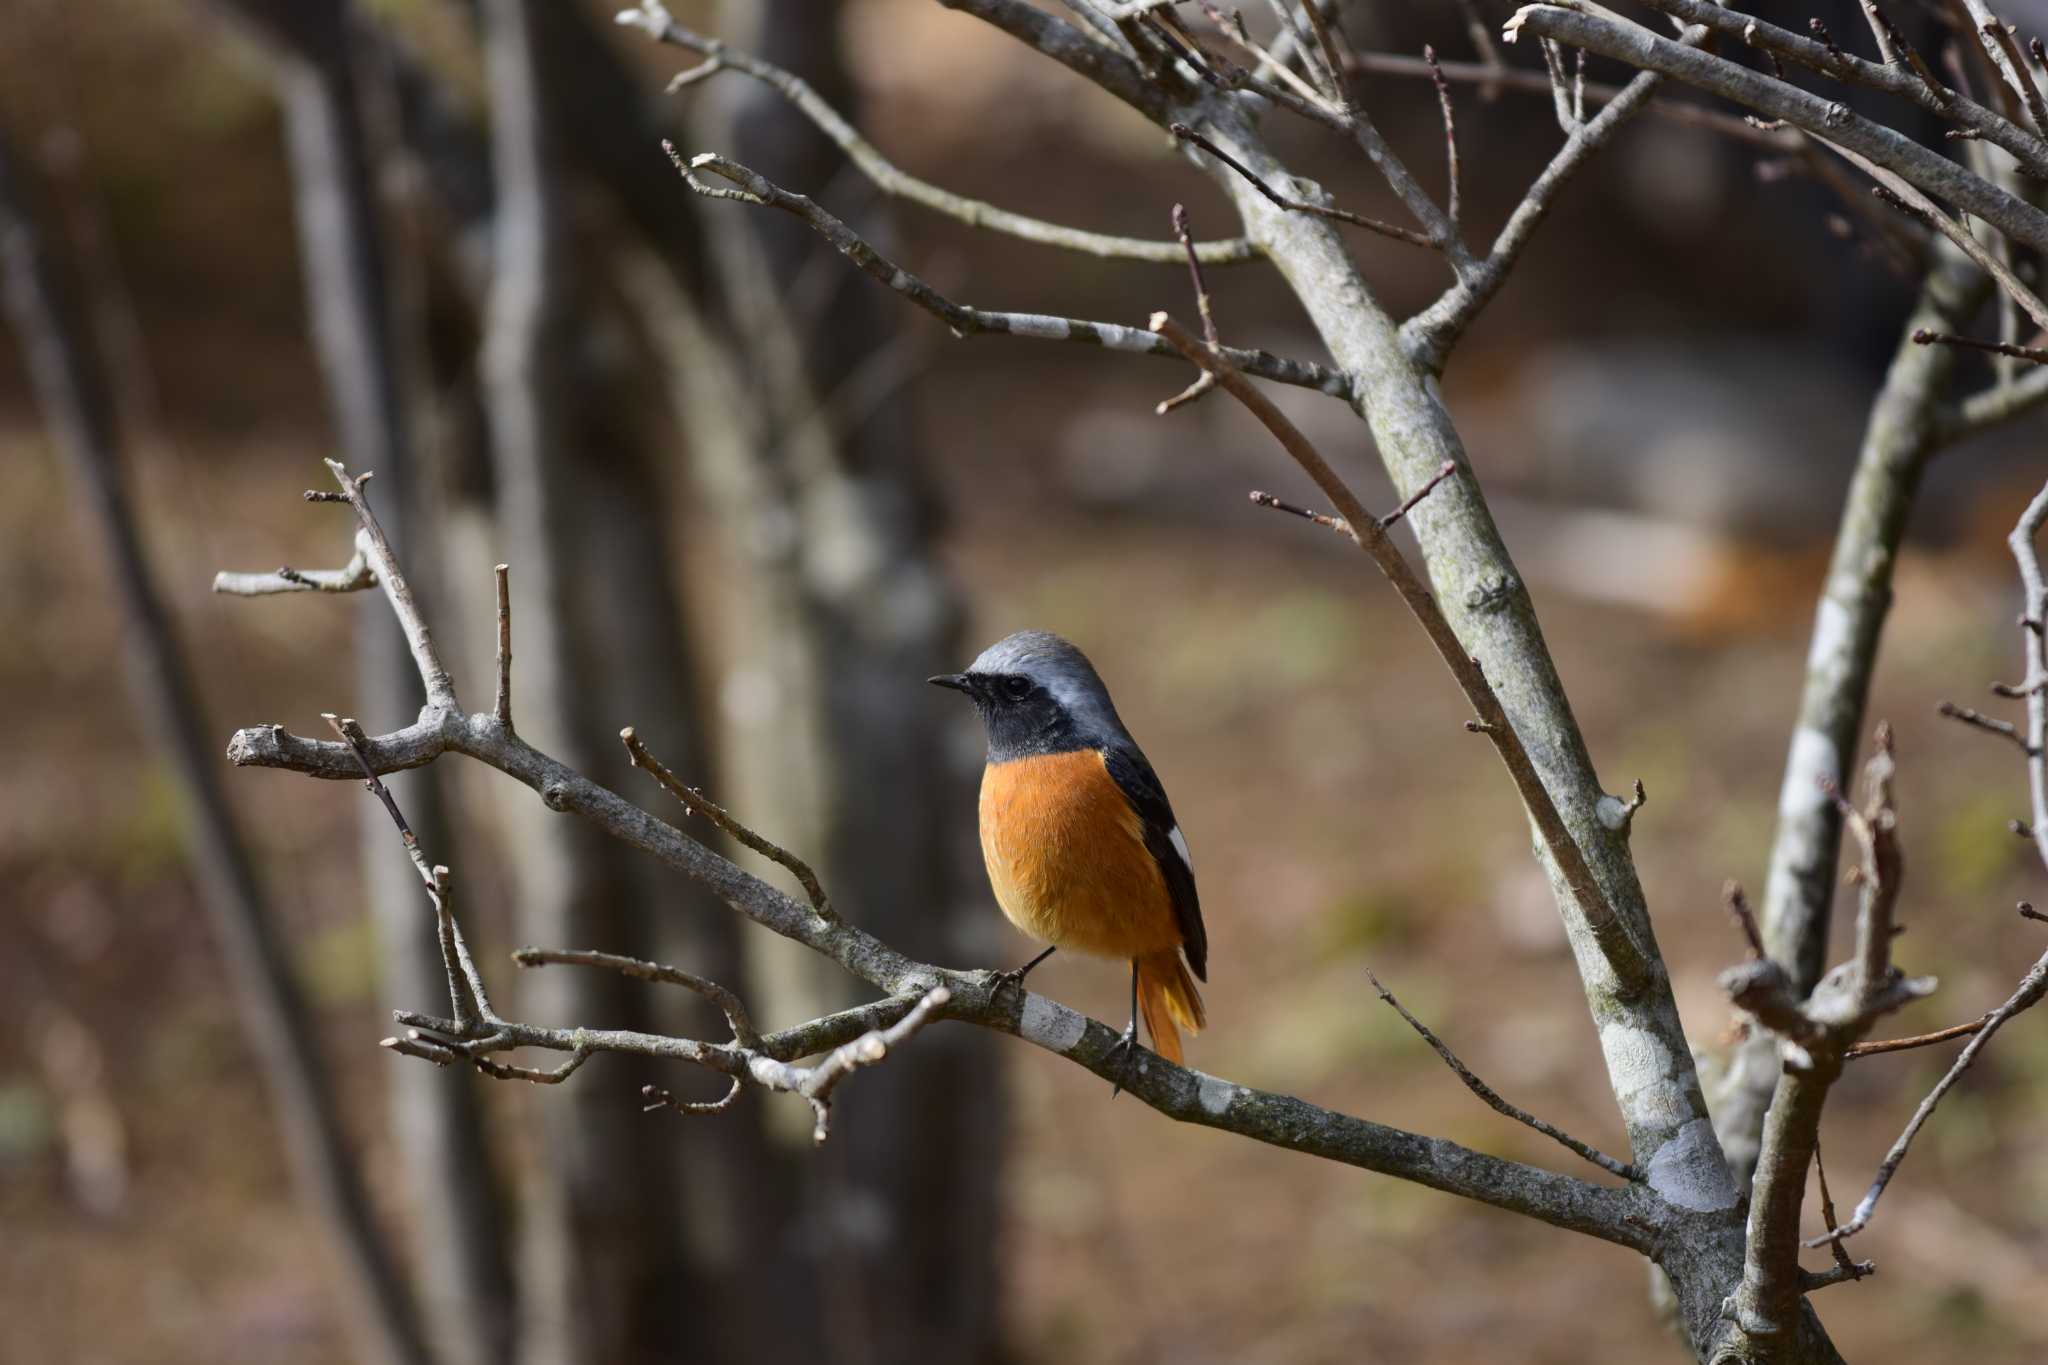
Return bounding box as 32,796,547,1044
3,2,2048,1363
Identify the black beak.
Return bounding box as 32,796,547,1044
927,673,971,693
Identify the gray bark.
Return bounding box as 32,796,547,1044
688,3,1003,1356
0,127,432,1365
215,3,518,1360
1712,244,1988,1192
476,3,752,1358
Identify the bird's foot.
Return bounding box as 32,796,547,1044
1106,1022,1139,1099
986,945,1057,1002
987,965,1030,1001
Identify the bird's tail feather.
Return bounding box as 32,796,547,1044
1136,951,1206,1066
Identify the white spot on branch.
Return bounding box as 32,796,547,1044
1018,993,1088,1053
1647,1117,1739,1211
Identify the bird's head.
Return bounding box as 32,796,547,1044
929,630,1125,760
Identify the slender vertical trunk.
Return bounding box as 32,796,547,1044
698,4,1005,1356
1710,244,1987,1192
0,128,431,1365
478,3,737,1359
212,4,518,1360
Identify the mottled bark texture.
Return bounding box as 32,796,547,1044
1712,244,1988,1193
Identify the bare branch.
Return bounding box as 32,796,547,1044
1948,362,2048,442
615,1,1261,266
1169,122,1439,250
1344,49,1783,149
663,148,1352,402
1806,942,2048,1245
315,459,458,708
1633,0,2048,178
1379,460,1458,530
1424,46,1462,229
1937,698,2040,753
325,713,488,1028
214,528,376,596
492,563,512,730
1405,21,1705,371
643,1076,742,1116
1367,968,1640,1180
620,725,835,922
1151,311,1647,993
2011,480,2048,874
1846,1013,1990,1058
1978,17,2048,134
1866,173,2048,334
512,947,759,1047
797,985,952,1142
1915,328,2048,366
1508,4,2048,257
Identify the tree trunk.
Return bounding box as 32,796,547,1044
688,4,1006,1356
214,4,519,1361
0,125,433,1365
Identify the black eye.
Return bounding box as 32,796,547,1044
1003,676,1032,701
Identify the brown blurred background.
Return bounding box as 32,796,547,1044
1,1,2045,1362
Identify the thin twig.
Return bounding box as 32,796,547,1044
620,725,836,921
213,528,376,596
325,713,488,1027
798,985,952,1143
1981,20,2048,133
1937,698,2041,753
1159,203,1220,414
1379,460,1458,529
316,459,458,708
644,1076,743,1116
1846,1013,1990,1057
512,947,759,1046
493,563,512,729
1169,122,1437,249
1367,968,1640,1180
664,148,1352,402
1725,881,1766,959
1806,944,2048,1245
1916,328,2048,365
1866,174,2048,334
1860,1,1947,102
615,1,1262,266
1805,1136,1875,1286
1424,46,1462,229
1249,490,1350,536
1151,311,1647,992
2011,480,2048,876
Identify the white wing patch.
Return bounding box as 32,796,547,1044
1167,824,1194,875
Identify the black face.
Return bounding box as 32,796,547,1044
927,671,1083,760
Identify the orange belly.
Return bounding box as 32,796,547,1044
978,749,1182,960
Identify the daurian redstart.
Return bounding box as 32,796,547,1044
931,631,1207,1082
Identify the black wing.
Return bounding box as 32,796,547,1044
1104,743,1207,980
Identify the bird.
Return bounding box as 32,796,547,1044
930,630,1206,1085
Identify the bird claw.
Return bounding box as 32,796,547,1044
1106,1024,1139,1098
987,965,1030,1001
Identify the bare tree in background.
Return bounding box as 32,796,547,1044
200,4,515,1362
200,2,2048,1364
0,129,429,1365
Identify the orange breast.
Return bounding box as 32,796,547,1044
978,749,1182,960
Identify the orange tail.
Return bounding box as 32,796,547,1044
1135,951,1206,1066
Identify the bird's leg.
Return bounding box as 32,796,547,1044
1107,961,1140,1098
989,944,1057,998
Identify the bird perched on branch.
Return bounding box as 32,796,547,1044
931,631,1206,1087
